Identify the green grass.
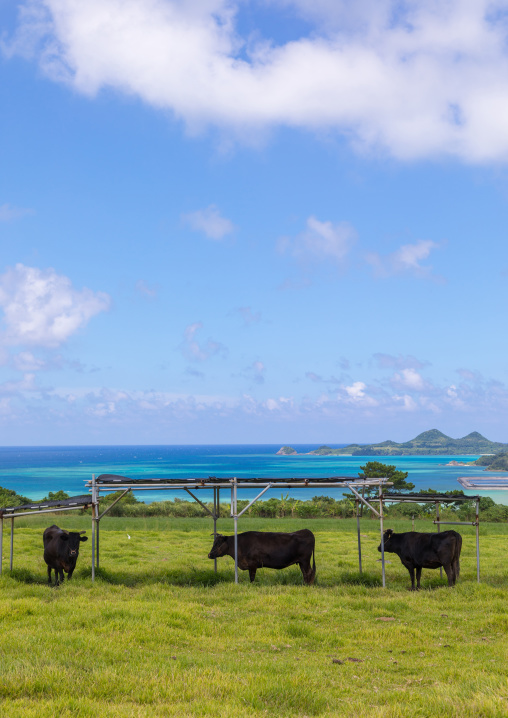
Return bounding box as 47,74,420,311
1,517,508,717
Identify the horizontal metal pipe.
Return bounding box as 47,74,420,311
86,481,393,491
433,520,478,526
1,505,91,520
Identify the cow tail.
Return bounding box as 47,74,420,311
455,532,462,578
310,542,316,585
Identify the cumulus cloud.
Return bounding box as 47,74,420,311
0,264,111,347
182,205,235,240
279,216,356,266
366,240,439,277
180,321,227,361
391,368,427,392
0,203,34,221
12,351,47,371
10,1,508,161
0,372,39,396
343,381,378,406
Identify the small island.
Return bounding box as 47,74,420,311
276,446,298,455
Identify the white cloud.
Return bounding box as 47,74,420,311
391,368,426,391
343,381,378,406
182,205,235,240
0,263,111,347
393,393,419,412
0,373,38,395
12,351,47,371
181,321,227,361
280,216,356,265
10,1,508,161
367,239,439,277
0,203,34,221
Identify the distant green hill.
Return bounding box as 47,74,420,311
307,430,508,456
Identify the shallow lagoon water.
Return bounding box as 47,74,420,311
0,444,503,504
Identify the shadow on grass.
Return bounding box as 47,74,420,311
85,566,234,587
336,570,382,587
2,567,48,585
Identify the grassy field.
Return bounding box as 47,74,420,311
1,516,508,717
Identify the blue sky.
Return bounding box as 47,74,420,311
0,0,507,445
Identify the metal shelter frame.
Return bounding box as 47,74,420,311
0,495,92,575
86,474,395,585
377,492,482,583
1,478,483,586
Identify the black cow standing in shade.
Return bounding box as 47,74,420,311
208,529,316,584
43,525,88,586
378,529,462,590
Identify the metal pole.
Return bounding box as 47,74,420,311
91,474,96,582
412,514,415,532
356,499,362,574
96,512,100,569
379,485,385,588
0,516,3,576
476,499,480,583
213,487,217,573
436,502,442,578
10,517,14,572
233,477,238,584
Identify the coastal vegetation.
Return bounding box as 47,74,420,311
1,516,508,717
474,452,508,472
0,485,30,508
278,429,508,456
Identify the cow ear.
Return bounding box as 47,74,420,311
385,529,393,537
60,533,69,541
79,536,88,542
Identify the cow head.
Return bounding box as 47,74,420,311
377,529,394,553
61,530,88,558
208,534,229,559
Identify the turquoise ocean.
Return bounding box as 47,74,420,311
0,444,503,505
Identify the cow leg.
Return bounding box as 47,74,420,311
415,567,422,589
443,563,454,587
67,568,74,580
249,567,256,582
299,560,315,586
47,565,53,585
407,566,416,590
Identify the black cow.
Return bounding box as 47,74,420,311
378,529,462,590
43,525,88,585
208,529,316,584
